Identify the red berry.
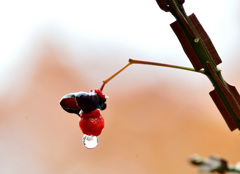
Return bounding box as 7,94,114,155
79,109,104,136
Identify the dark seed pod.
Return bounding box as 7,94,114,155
94,89,107,111
100,103,107,110
60,93,81,115
60,89,107,115
75,92,99,113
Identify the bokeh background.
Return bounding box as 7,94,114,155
1,0,240,173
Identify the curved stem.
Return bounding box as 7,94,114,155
100,62,132,91
100,58,205,91
129,58,205,74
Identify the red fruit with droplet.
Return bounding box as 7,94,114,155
79,109,104,136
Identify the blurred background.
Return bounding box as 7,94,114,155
0,0,240,173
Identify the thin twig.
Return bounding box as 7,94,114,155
100,58,204,91
129,58,205,74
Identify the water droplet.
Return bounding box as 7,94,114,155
82,134,98,149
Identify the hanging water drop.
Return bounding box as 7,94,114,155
82,134,98,149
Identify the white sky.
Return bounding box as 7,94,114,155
0,0,239,96
0,0,239,63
